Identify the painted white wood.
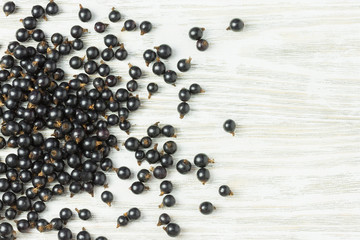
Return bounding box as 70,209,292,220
0,0,359,239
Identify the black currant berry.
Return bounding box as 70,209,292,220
3,1,15,16
199,201,215,215
177,102,190,119
125,207,141,220
116,166,131,180
130,181,147,194
147,82,158,99
223,119,236,135
163,70,177,85
94,22,108,33
75,208,92,220
159,194,176,208
162,125,176,137
154,44,172,59
122,19,136,31
178,88,191,102
152,166,167,179
143,49,156,66
140,21,152,35
101,190,113,206
196,39,209,51
176,159,191,174
163,141,177,154
78,4,92,22
46,0,59,16
227,18,244,31
159,180,173,196
197,168,210,185
115,44,127,61
194,153,214,167
116,215,128,227
163,223,181,237
58,228,72,240
70,25,87,38
157,213,171,226
128,63,142,79
189,83,204,94
109,7,121,22
177,57,192,72
219,185,233,196
152,58,166,75
189,27,205,40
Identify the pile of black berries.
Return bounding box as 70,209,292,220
0,1,241,239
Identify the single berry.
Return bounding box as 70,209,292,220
101,191,113,206
125,207,141,220
159,194,176,208
78,4,92,22
160,154,174,168
115,44,127,60
152,166,167,179
161,125,175,137
59,208,73,223
70,25,87,38
109,7,121,22
176,159,191,174
152,58,166,75
122,19,136,31
196,39,209,51
163,141,177,154
223,119,236,135
159,180,173,196
196,168,210,185
157,213,171,226
177,57,192,72
116,215,129,227
104,34,118,47
94,22,108,33
199,201,215,215
177,102,190,119
163,70,177,84
116,166,131,180
189,83,204,94
227,18,244,31
128,63,142,79
219,185,233,196
137,169,151,182
189,27,204,40
154,44,172,59
31,5,46,19
147,82,158,99
58,228,73,240
46,0,59,16
3,1,15,16
140,136,152,148
178,88,191,102
140,21,152,35
143,49,156,66
75,208,92,220
130,181,147,194
163,223,181,237
194,153,214,168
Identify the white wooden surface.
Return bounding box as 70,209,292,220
0,0,360,239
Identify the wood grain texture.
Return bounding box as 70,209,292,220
0,0,359,239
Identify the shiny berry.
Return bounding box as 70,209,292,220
78,4,92,22
227,18,244,31
223,119,236,135
177,57,192,72
189,27,204,40
199,201,215,215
